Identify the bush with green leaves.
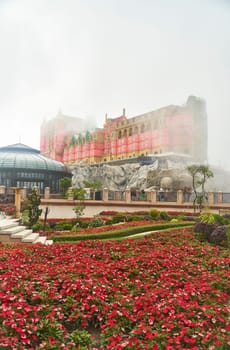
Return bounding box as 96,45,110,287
149,208,159,220
24,189,42,228
60,176,72,196
159,210,171,221
69,329,92,348
88,217,105,228
177,214,185,221
213,213,230,225
55,221,73,231
130,215,144,221
111,213,126,224
199,212,216,224
73,204,85,220
170,218,178,223
32,222,50,232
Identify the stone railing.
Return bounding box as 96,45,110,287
102,188,230,206
1,185,230,208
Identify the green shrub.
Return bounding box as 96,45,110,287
105,219,113,225
159,211,171,221
213,214,230,225
69,329,92,347
199,213,216,224
170,218,178,223
177,214,185,221
32,222,50,231
111,213,126,224
55,221,73,231
130,215,143,221
88,217,105,227
21,209,30,225
80,221,90,228
149,208,159,220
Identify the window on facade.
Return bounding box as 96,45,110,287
123,129,127,137
129,128,133,136
134,126,138,134
118,131,122,139
141,124,145,133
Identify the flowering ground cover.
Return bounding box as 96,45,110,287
0,228,229,349
47,220,163,237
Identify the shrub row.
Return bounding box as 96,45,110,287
52,222,194,242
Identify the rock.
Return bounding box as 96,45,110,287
70,156,230,192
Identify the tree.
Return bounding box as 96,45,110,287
83,180,102,200
60,177,72,196
72,187,86,221
25,188,42,228
186,164,213,212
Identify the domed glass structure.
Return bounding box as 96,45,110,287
0,143,72,193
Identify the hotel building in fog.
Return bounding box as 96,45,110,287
40,96,208,165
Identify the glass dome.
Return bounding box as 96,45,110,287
0,143,72,193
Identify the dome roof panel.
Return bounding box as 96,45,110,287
0,143,70,173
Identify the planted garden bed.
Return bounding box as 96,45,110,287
0,228,229,349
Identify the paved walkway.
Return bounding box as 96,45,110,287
40,203,162,219
40,198,224,219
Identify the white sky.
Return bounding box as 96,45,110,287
0,0,229,169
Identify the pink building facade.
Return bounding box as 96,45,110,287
40,96,207,164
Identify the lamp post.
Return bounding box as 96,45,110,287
43,206,50,232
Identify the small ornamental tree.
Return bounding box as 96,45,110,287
72,188,86,221
186,164,213,212
83,180,102,200
60,177,72,196
25,188,42,228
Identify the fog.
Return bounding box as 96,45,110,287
0,0,229,169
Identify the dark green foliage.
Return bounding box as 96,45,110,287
88,217,105,227
111,213,126,223
177,214,185,221
55,222,73,231
25,189,42,228
159,211,172,221
60,177,72,196
69,329,92,347
130,215,144,221
149,208,159,220
72,188,86,200
32,222,50,231
213,214,230,225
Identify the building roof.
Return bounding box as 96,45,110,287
0,143,71,173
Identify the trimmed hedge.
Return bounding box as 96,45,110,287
52,222,194,242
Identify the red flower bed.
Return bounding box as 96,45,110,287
0,229,229,349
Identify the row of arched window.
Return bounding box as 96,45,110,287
117,123,152,139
